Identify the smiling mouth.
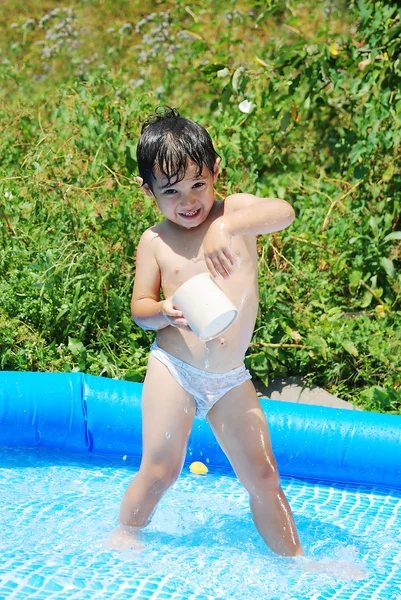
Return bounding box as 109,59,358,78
179,208,201,218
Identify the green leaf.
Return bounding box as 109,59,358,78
380,257,395,278
68,337,84,356
382,163,394,182
327,307,344,321
308,335,328,360
125,368,146,382
350,142,365,164
201,62,227,75
353,164,368,179
232,67,245,93
280,112,291,132
360,290,373,308
221,86,232,109
359,386,401,412
341,341,359,357
386,23,401,42
384,231,401,242
369,216,379,236
349,270,363,287
125,143,136,174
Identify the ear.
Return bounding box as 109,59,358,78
142,184,155,199
213,158,221,182
136,176,155,198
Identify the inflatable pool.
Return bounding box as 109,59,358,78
1,372,400,599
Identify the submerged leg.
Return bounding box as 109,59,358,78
207,379,303,557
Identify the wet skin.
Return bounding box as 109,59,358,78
148,200,259,372
133,160,261,372
120,159,304,557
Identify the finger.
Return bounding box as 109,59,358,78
174,320,191,330
212,253,232,278
222,247,235,265
169,309,184,317
167,315,188,325
206,256,218,278
211,255,229,279
166,317,189,329
218,252,234,275
171,304,184,315
165,303,184,317
175,318,189,327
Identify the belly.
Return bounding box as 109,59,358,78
155,230,259,372
156,287,258,373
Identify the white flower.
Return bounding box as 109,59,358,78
119,23,132,35
22,19,35,31
217,67,230,78
238,99,254,114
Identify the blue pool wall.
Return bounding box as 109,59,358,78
1,371,400,489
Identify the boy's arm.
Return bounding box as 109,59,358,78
131,230,190,331
203,193,295,278
131,230,169,331
222,193,295,236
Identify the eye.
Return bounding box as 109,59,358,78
163,189,177,195
193,182,205,189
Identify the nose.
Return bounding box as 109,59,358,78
180,196,197,209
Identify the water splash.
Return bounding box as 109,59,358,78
239,288,250,309
0,446,395,600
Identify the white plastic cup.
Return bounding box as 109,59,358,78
172,273,238,341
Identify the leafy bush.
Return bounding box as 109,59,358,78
0,0,400,410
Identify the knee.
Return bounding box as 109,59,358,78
246,461,281,495
143,462,181,493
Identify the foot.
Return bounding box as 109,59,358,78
103,525,144,551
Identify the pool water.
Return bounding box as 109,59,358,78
0,446,400,600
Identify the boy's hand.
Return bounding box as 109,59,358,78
161,297,192,331
203,218,235,279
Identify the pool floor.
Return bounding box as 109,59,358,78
0,446,400,600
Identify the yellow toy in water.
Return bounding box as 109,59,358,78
189,461,208,475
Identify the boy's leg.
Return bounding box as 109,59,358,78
118,354,196,527
207,379,304,557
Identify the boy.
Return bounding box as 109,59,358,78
115,107,303,556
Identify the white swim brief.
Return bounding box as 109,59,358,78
150,341,252,419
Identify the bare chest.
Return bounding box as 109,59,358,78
155,233,257,299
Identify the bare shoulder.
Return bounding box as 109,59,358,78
138,221,167,247
223,192,265,212
139,225,158,242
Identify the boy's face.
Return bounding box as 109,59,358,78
139,159,220,229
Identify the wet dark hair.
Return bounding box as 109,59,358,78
136,106,220,192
